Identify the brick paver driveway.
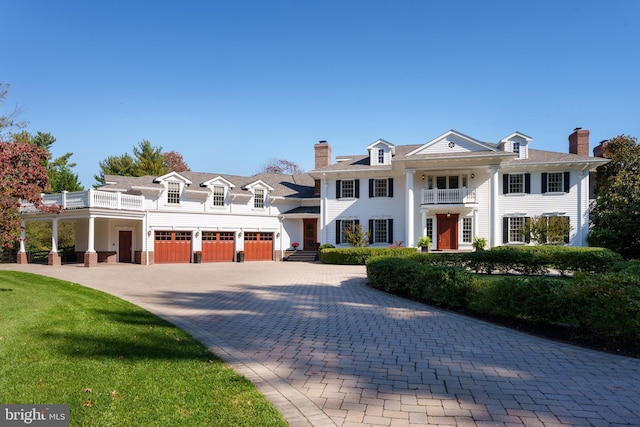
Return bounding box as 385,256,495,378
4,262,640,426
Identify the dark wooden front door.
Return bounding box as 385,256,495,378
119,230,132,262
436,214,458,250
303,219,317,251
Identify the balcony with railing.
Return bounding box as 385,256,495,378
422,187,478,205
21,189,145,213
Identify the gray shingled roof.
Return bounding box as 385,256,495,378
101,171,317,199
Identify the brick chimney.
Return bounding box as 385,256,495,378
568,128,590,156
593,140,608,158
314,140,331,169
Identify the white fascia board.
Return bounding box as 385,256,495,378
153,171,192,186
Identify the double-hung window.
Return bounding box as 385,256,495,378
212,185,225,207
336,179,359,199
368,219,394,244
542,172,570,193
369,178,394,198
167,182,180,204
503,216,529,243
503,173,530,194
254,189,265,209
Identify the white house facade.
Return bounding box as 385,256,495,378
18,128,608,266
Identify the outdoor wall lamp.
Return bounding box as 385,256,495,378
447,212,451,218
421,174,425,180
147,230,152,237
471,173,475,179
195,231,200,237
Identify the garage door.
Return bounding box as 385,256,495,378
202,231,235,262
244,232,273,261
155,231,192,263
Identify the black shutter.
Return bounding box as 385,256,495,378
369,219,374,243
387,219,394,244
335,220,341,245
524,173,531,194
503,217,509,243
503,174,509,194
355,179,360,198
336,180,341,199
524,217,531,243
564,172,570,193
388,178,394,197
369,179,374,198
541,173,548,193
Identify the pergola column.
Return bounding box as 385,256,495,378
84,216,97,267
17,220,28,264
48,218,61,266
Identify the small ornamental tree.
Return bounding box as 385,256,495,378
343,223,371,247
0,141,60,249
524,215,571,245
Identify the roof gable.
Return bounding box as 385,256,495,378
406,130,496,156
242,179,275,192
201,176,235,189
153,171,192,186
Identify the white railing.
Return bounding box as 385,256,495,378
422,188,477,205
21,190,144,212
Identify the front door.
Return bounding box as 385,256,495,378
119,230,132,262
436,214,458,250
303,219,317,251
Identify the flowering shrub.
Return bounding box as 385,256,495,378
291,242,299,249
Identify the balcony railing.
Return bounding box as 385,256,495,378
21,189,144,212
422,187,477,205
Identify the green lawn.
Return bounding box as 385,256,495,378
0,271,287,426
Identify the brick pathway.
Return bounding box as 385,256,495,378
4,262,640,426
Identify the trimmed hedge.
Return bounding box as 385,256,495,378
467,246,623,275
319,247,417,265
366,256,473,308
366,254,640,347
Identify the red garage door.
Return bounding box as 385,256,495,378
155,231,192,263
202,231,235,262
244,232,273,261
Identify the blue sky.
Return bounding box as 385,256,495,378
3,0,639,188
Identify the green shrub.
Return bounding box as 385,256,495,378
410,265,473,308
366,256,473,308
469,276,570,323
366,256,422,295
570,272,640,342
320,247,417,265
318,243,335,251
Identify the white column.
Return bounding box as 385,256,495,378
19,220,26,253
405,169,416,247
473,208,479,239
490,166,500,248
421,208,427,237
87,216,96,252
51,218,59,253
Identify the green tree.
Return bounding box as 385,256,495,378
343,223,371,247
95,141,191,185
588,135,640,258
524,215,571,245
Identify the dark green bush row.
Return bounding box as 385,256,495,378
322,246,623,275
467,246,623,275
366,255,640,345
319,247,417,265
366,256,473,308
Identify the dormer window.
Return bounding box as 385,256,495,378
254,188,265,208
378,148,385,164
212,185,225,206
167,182,181,204
513,141,520,155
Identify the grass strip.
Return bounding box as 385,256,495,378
0,271,287,426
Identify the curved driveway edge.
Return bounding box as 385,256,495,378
3,263,639,426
